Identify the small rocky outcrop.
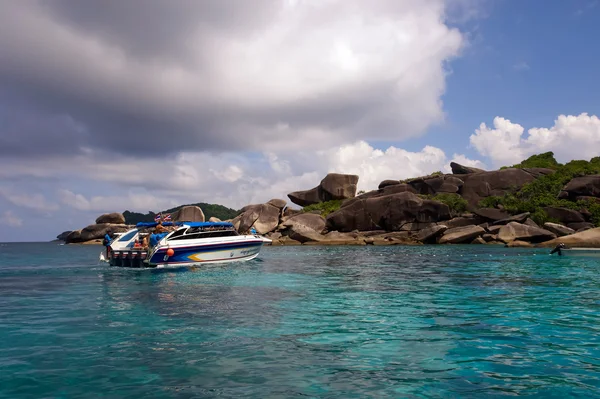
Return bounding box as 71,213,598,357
378,180,400,189
539,227,600,248
208,217,222,222
95,212,125,224
172,206,205,222
288,173,359,207
543,222,575,237
558,175,600,200
450,162,485,175
65,223,130,243
568,222,595,231
497,222,556,243
439,225,485,244
471,208,509,221
326,191,451,232
56,231,72,241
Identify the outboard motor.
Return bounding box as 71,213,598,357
550,243,565,256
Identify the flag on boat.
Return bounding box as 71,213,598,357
163,213,172,221
154,213,162,222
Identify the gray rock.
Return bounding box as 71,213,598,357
492,212,530,225
267,199,287,209
487,225,502,234
450,162,485,174
523,218,540,228
95,212,125,224
417,225,448,243
378,180,400,189
543,222,575,237
288,173,359,207
471,208,509,221
79,223,130,242
56,231,72,241
444,216,481,229
539,227,600,248
326,191,451,232
172,206,205,222
543,207,585,224
558,175,600,200
460,168,536,205
208,216,222,222
567,222,595,231
439,225,485,244
497,222,556,243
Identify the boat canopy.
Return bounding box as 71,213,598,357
136,221,234,228
136,222,179,228
183,221,234,228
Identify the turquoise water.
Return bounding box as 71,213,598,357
1,243,599,398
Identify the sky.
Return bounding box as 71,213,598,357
1,0,599,242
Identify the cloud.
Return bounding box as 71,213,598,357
58,189,180,214
470,113,600,167
0,0,464,158
0,187,59,213
513,61,530,71
3,211,23,227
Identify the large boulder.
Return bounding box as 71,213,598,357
281,213,326,232
492,212,530,225
326,191,451,232
172,206,205,222
567,222,595,231
444,216,482,229
543,207,585,224
288,173,359,207
56,231,72,241
497,222,556,243
65,230,82,243
558,175,600,200
471,208,509,222
237,203,281,234
95,212,125,224
78,223,130,242
417,225,448,243
539,227,600,248
438,225,485,244
267,199,287,209
450,162,485,175
406,175,464,195
378,180,400,189
280,213,326,243
543,222,575,237
460,168,537,205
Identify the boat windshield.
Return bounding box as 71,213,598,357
168,226,238,241
117,229,138,242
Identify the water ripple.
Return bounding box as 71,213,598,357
1,243,599,398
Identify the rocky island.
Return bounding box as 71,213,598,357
58,152,600,248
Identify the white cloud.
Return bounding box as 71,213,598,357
3,211,23,227
470,113,600,167
0,187,59,213
58,189,180,214
0,0,465,154
513,61,530,71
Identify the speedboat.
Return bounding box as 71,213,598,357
549,243,600,257
102,221,271,268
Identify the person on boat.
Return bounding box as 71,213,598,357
154,220,168,234
102,233,112,257
133,238,142,249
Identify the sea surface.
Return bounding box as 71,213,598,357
1,242,599,398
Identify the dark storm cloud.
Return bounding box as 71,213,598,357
0,0,464,160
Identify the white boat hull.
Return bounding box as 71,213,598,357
147,235,264,267
560,248,600,258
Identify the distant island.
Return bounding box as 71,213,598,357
57,152,600,248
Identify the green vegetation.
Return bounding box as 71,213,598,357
420,193,468,215
302,199,343,217
123,202,239,224
478,152,600,226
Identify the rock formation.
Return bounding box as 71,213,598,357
288,173,358,207
95,212,126,224
172,206,205,222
